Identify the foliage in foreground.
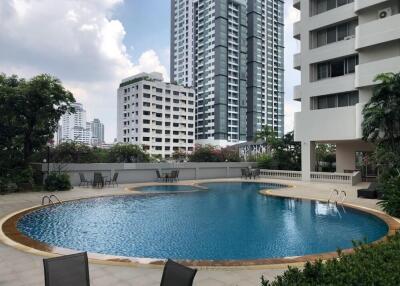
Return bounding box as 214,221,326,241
362,72,400,216
0,73,75,192
44,172,72,191
261,232,400,286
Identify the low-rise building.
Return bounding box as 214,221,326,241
117,72,195,159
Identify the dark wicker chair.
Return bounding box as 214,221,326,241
105,172,119,187
92,173,104,188
79,173,91,187
43,252,90,286
156,170,167,182
357,182,378,199
241,168,250,179
160,259,197,286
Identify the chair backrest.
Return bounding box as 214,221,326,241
93,173,103,184
241,168,248,175
112,172,119,182
160,259,197,286
79,173,85,182
170,170,177,178
156,170,161,178
43,252,90,286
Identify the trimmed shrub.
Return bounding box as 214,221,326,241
261,233,400,286
378,174,400,217
45,172,72,191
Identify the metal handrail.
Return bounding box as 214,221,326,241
328,189,339,203
41,195,53,205
41,195,62,205
49,194,62,204
338,190,347,205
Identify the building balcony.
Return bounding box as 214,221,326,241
293,21,300,40
293,53,301,70
356,13,400,50
294,105,360,142
293,0,300,10
293,85,301,101
355,56,400,87
305,74,356,98
307,4,356,31
309,37,355,64
354,0,390,12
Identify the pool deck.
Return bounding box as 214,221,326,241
1,178,399,286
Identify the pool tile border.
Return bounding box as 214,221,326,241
0,182,399,269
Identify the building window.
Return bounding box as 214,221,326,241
311,0,354,16
310,91,359,110
315,55,358,81
312,20,357,48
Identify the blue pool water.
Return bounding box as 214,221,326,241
17,182,388,260
135,185,202,192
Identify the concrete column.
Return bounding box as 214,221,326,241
301,141,316,181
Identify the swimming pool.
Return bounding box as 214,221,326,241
16,182,388,262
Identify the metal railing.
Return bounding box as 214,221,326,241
41,194,62,205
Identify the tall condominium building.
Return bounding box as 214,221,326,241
117,72,195,159
170,0,194,87
170,0,284,145
247,0,284,140
88,118,105,146
60,102,92,145
293,0,400,180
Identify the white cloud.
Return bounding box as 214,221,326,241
0,0,168,142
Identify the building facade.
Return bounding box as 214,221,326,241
247,0,284,140
293,0,400,180
117,72,195,159
60,102,92,145
170,0,284,146
88,118,105,146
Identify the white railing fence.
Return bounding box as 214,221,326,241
260,169,362,186
260,169,302,181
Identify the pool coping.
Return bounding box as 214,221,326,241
1,181,399,269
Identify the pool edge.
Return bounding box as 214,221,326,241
1,182,399,269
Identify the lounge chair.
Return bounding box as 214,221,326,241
43,252,90,286
79,173,91,187
160,259,197,286
105,172,119,187
357,182,378,199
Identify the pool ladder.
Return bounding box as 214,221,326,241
42,195,62,205
328,189,347,205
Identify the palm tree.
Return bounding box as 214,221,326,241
362,72,400,150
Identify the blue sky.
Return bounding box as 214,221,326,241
114,0,171,72
0,0,300,142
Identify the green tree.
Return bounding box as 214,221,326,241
108,143,150,163
0,73,75,191
362,72,400,216
0,73,75,164
255,126,281,153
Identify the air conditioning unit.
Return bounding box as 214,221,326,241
378,7,392,19
344,35,355,40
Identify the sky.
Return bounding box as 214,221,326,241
0,0,300,143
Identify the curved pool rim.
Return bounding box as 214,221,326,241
1,181,399,268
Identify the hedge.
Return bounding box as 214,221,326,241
262,232,400,286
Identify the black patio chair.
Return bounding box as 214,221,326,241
43,252,90,286
92,172,104,188
105,172,119,187
357,182,378,199
170,170,178,182
79,173,91,187
160,259,197,286
156,170,167,182
241,168,250,179
252,168,260,179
